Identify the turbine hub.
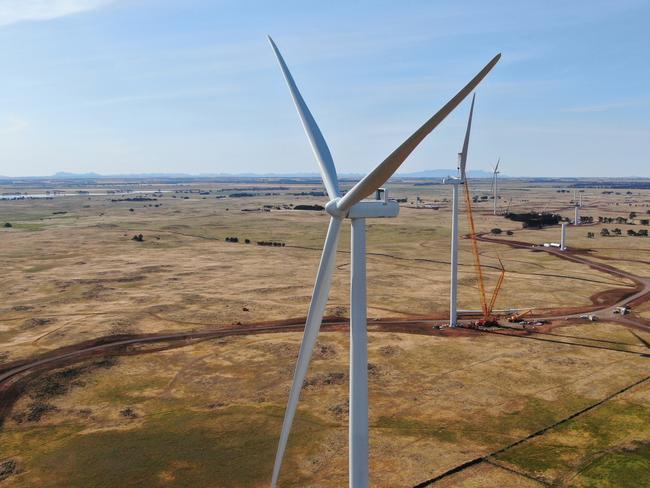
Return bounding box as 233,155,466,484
325,198,346,218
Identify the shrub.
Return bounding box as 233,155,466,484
3,222,11,228
257,240,285,247
505,212,561,229
491,228,502,235
131,234,144,242
506,230,514,236
293,204,325,211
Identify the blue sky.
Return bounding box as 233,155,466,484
0,0,648,177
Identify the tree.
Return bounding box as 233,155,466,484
627,229,637,236
506,230,514,236
630,212,637,219
491,228,502,235
638,229,648,237
613,228,622,236
587,232,595,238
600,228,610,237
641,219,649,226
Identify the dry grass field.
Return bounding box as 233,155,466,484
1,178,649,487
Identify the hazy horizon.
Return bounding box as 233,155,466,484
3,169,650,180
0,0,649,178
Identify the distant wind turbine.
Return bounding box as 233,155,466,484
574,190,582,225
268,36,500,488
491,158,500,215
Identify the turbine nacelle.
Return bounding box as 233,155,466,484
347,199,399,219
443,176,463,185
325,188,399,219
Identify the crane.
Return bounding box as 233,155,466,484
487,256,506,315
462,177,506,323
457,94,505,324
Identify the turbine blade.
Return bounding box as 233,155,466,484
494,157,500,173
268,36,340,200
271,217,342,488
337,53,501,211
459,93,475,181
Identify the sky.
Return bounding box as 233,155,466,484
0,0,648,177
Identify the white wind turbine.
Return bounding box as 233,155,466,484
268,36,500,488
491,158,500,215
574,190,582,225
443,94,475,327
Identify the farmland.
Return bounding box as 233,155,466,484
1,177,649,486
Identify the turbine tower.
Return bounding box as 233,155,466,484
574,191,582,225
491,158,500,215
268,36,500,488
443,94,475,327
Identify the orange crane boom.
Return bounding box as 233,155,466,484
456,93,505,322
487,256,506,314
463,179,506,320
463,179,489,317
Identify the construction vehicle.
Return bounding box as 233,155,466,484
613,306,630,315
580,313,599,322
508,309,533,323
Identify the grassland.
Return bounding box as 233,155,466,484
1,178,649,486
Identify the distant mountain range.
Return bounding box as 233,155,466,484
1,169,497,179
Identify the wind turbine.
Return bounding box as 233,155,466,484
574,190,582,225
491,158,500,215
268,36,500,488
443,94,475,327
